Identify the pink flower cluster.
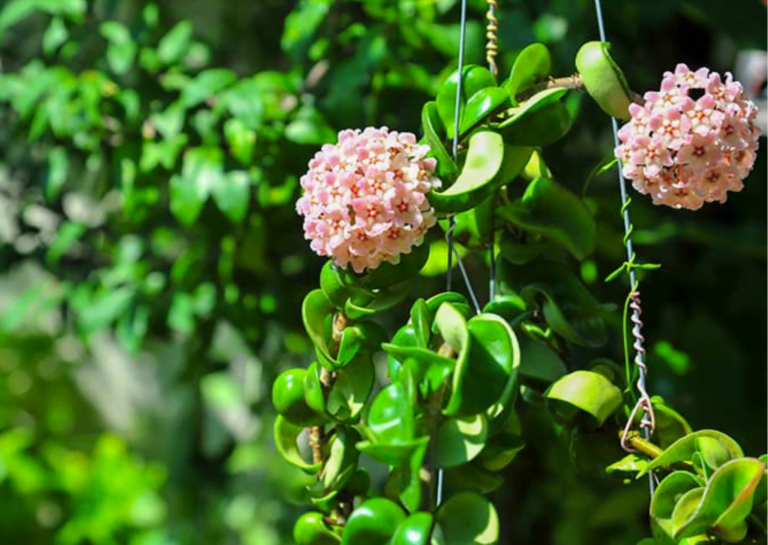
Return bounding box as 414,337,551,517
615,64,760,210
296,127,442,273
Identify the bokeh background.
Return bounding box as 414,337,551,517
0,1,765,544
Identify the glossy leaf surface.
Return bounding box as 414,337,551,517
429,130,505,214
546,370,622,425
505,42,551,98
496,177,595,260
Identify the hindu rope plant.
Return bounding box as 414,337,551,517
274,39,766,545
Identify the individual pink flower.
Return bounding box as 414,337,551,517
615,64,761,210
296,127,441,273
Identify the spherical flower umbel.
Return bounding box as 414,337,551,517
615,64,761,210
296,127,442,273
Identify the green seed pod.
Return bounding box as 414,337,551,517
575,41,632,120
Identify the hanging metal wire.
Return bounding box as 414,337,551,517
592,0,657,495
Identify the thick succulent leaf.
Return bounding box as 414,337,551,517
362,243,431,290
674,458,766,541
320,427,360,493
356,437,430,468
546,370,622,425
490,144,534,187
302,289,339,368
386,324,419,380
652,471,705,521
409,298,431,348
433,414,488,468
336,321,386,366
517,334,567,384
436,65,497,139
575,41,632,120
421,101,457,180
444,313,520,417
639,430,745,477
504,42,551,98
493,87,568,131
458,86,510,136
434,302,469,358
426,292,472,327
344,282,411,320
434,492,499,544
652,396,694,448
497,101,572,146
341,497,407,545
303,362,326,414
396,441,429,515
511,260,607,347
606,453,650,475
429,130,505,214
390,512,434,545
482,294,527,322
326,353,375,421
496,177,595,260
365,382,416,445
273,415,322,473
443,462,505,496
477,414,525,471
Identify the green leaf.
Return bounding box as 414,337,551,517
46,146,68,200
477,414,525,471
505,42,551,98
434,492,499,544
303,362,326,414
326,353,374,421
429,130,505,214
391,512,434,545
224,118,256,165
181,68,236,108
458,86,511,136
433,414,488,469
45,221,85,265
606,453,650,475
157,20,193,65
170,147,225,227
546,370,622,425
320,427,360,493
211,170,250,223
444,313,520,417
497,100,572,146
273,415,322,473
443,462,505,496
43,16,67,55
356,438,430,468
493,87,568,132
421,101,457,180
510,260,607,347
281,0,332,59
365,383,415,445
575,41,632,120
293,511,341,545
395,441,429,515
344,283,410,320
640,430,745,477
436,65,497,139
517,335,567,384
301,289,338,369
341,498,406,545
652,396,694,448
361,242,431,290
674,458,766,541
496,177,595,260
99,21,136,75
434,302,469,362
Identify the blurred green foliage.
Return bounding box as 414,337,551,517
0,0,764,543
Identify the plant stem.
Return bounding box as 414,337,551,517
620,430,664,459
515,73,645,106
